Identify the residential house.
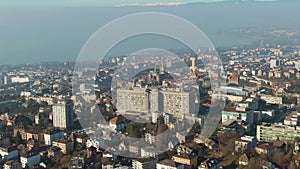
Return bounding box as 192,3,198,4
198,158,220,169
20,152,41,168
132,158,157,169
156,159,184,169
52,139,74,154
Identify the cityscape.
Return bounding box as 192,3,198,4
1,0,300,169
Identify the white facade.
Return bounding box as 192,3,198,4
117,89,163,113
11,77,29,83
162,91,195,119
157,163,177,169
44,130,64,145
53,100,74,129
117,89,195,119
132,158,157,169
20,154,41,168
86,138,100,149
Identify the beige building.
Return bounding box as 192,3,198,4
117,89,195,119
172,154,198,168
162,91,195,119
132,158,157,169
117,89,163,113
52,139,74,154
257,123,300,142
52,99,74,130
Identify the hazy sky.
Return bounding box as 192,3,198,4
0,0,299,65
0,0,224,7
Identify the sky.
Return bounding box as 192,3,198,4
0,0,224,7
0,0,299,65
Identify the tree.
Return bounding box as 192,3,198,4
192,121,201,133
248,157,261,169
15,131,23,145
126,123,141,138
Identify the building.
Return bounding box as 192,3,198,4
228,74,239,85
162,91,195,119
117,89,163,113
163,112,174,124
52,139,74,154
128,141,140,156
47,146,61,158
257,123,300,142
44,129,64,145
132,158,157,169
26,130,42,142
198,158,220,169
13,126,26,140
237,98,258,111
52,99,74,130
235,136,257,152
3,160,22,169
295,61,300,71
269,59,278,69
260,95,282,105
172,154,198,169
0,146,19,161
222,108,254,125
255,144,276,156
11,77,29,84
117,89,195,119
156,159,184,169
70,152,86,169
239,154,249,166
20,153,41,168
109,115,130,131
145,132,156,145
294,137,300,155
140,146,162,158
283,111,300,126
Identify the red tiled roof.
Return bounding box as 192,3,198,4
109,115,128,124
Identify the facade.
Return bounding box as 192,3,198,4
52,99,74,130
109,115,130,131
132,158,157,169
157,159,184,169
198,158,220,169
260,95,283,105
0,146,19,161
20,153,41,168
283,111,300,126
145,133,156,145
172,154,198,168
222,108,254,124
140,146,162,158
117,89,163,113
52,139,74,154
239,154,249,166
117,89,195,119
235,136,257,152
44,129,64,145
162,91,195,119
26,131,41,142
237,98,258,110
257,123,300,142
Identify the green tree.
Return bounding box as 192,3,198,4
126,123,141,138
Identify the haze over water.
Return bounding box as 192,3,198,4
0,0,299,64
